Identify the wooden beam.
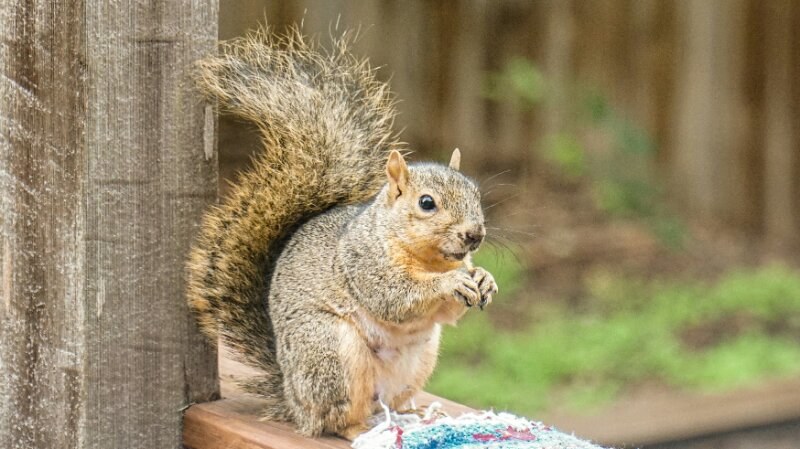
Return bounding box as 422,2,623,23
0,1,219,447
183,349,475,449
185,396,348,449
184,392,474,449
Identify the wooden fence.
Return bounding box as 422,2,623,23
0,1,219,448
220,0,800,247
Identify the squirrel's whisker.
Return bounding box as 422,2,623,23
479,169,512,186
483,192,520,211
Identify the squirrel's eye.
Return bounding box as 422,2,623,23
418,194,436,211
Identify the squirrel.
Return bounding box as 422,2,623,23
186,27,498,440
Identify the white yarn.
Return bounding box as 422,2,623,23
353,402,443,449
352,405,541,449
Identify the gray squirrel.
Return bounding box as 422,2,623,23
186,27,497,439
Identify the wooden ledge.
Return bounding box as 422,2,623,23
185,346,477,448
541,376,800,446
183,392,474,449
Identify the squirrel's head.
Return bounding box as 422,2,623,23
382,149,484,271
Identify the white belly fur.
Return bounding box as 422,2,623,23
352,307,442,407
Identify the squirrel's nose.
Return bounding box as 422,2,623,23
463,227,485,249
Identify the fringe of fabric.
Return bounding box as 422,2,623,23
352,403,608,449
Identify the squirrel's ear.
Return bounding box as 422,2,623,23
386,150,409,202
449,148,461,171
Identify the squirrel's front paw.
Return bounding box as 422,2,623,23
445,271,481,308
470,267,498,310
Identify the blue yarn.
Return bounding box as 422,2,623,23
401,420,601,449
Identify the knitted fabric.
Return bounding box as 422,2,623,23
352,403,607,449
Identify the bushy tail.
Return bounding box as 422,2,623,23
186,27,399,407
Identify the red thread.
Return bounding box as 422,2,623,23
473,433,500,442
393,426,404,448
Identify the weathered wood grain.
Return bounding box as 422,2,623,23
184,396,350,449
0,1,219,448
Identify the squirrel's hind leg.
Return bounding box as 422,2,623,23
279,314,375,440
338,423,371,441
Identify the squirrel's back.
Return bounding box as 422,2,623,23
185,27,402,395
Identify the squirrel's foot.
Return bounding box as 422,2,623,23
399,403,447,420
338,423,370,441
470,267,498,309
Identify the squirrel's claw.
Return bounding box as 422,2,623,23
470,267,498,310
450,271,481,307
455,283,480,307
455,291,472,307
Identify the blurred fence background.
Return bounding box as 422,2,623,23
215,2,800,447
219,0,799,248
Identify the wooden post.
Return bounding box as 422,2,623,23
0,1,219,448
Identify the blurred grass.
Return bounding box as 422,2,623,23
429,257,800,415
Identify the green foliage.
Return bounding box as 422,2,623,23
593,179,657,217
577,90,662,223
583,92,655,156
646,215,687,250
541,134,586,180
484,58,545,108
429,265,800,415
486,58,686,248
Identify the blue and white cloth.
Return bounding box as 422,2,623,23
352,403,607,449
